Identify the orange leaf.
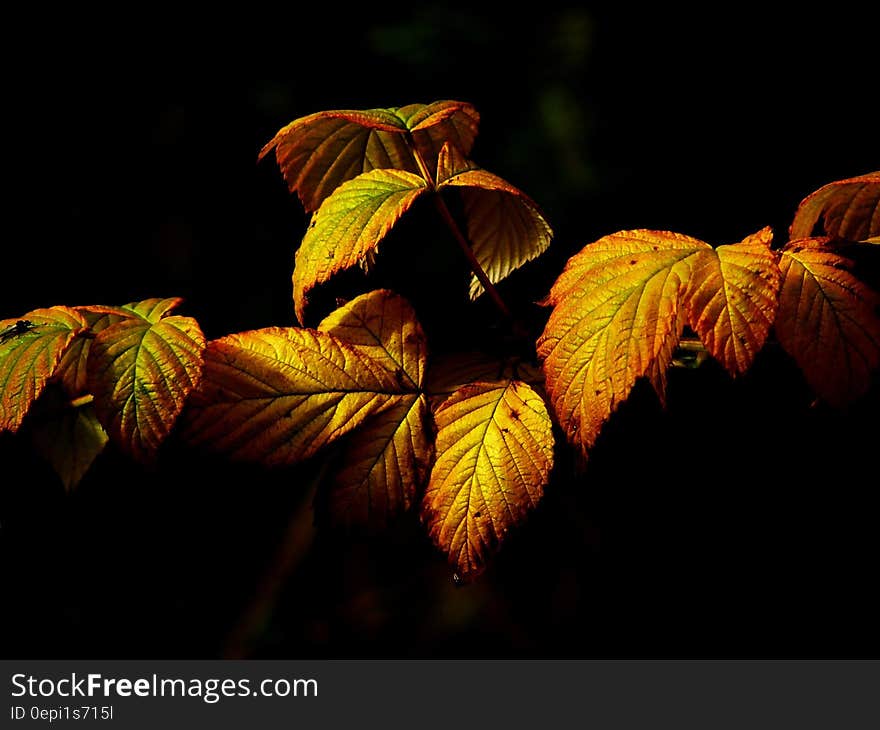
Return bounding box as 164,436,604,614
422,380,553,579
538,229,780,454
437,143,552,299
56,306,136,397
260,101,478,212
318,290,431,527
683,226,781,375
183,327,407,466
790,171,880,242
87,311,205,461
776,238,880,405
0,306,88,432
293,169,428,322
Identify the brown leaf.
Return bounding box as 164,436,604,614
790,171,880,242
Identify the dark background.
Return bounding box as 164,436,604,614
2,5,879,658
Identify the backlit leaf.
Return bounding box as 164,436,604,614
790,172,880,242
776,238,880,405
683,226,781,375
318,290,431,527
538,229,780,453
437,143,553,298
121,297,184,323
293,169,428,322
318,289,426,389
87,313,205,461
56,306,136,397
422,380,554,579
0,306,88,432
259,101,478,212
30,391,108,491
183,327,408,466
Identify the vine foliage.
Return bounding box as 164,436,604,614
2,100,878,579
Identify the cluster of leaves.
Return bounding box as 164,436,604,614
2,96,878,580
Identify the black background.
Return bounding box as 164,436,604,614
2,5,879,658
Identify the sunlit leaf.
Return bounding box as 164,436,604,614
538,229,780,453
318,289,426,389
87,312,205,461
29,389,108,491
183,327,408,466
776,238,880,405
259,101,478,212
422,380,554,579
318,290,431,527
0,306,88,432
293,169,429,322
790,171,880,242
437,143,553,298
327,394,431,528
56,306,136,397
683,226,781,375
121,297,184,323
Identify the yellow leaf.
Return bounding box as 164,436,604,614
538,229,780,453
776,239,880,405
683,226,781,375
121,297,185,323
318,290,431,527
183,327,407,466
293,169,428,322
437,143,553,299
422,380,554,579
259,101,478,212
318,289,426,389
87,314,205,461
327,394,431,528
0,306,88,432
790,171,880,242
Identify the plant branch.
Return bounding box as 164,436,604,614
404,134,514,322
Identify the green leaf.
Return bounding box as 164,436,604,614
293,169,429,322
30,390,108,491
87,311,206,462
0,306,88,432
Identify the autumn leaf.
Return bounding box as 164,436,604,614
318,290,431,527
538,229,780,454
682,226,781,375
121,297,185,323
183,326,410,466
775,238,880,405
293,169,429,322
422,380,554,579
0,306,88,432
437,143,553,299
29,388,108,491
56,306,136,397
87,301,205,462
259,101,478,212
790,172,880,242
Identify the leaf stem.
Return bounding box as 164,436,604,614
404,134,514,322
69,394,94,408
